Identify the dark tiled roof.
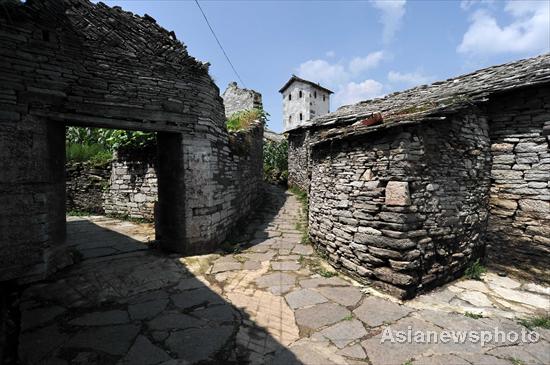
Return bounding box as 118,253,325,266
290,54,550,140
279,75,334,94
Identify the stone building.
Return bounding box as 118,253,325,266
222,81,263,117
280,75,333,131
0,0,263,284
287,55,550,298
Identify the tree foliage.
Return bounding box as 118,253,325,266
65,126,155,163
263,139,288,184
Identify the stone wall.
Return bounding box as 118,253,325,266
486,86,550,282
309,112,491,298
287,129,311,192
66,162,110,214
222,82,262,118
104,147,158,220
0,0,263,283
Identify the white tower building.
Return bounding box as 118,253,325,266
279,75,333,131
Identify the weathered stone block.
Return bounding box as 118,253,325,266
385,181,411,206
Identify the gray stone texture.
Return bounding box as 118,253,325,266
287,55,550,296
0,0,264,283
308,113,492,298
221,82,263,118
485,86,550,282
295,302,351,331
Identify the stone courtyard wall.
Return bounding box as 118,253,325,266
308,112,491,298
486,86,550,282
66,162,110,214
104,147,158,220
287,129,311,192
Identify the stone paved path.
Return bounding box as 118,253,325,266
18,186,550,364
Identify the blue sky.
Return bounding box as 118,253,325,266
99,0,550,132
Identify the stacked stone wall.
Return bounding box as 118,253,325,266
0,0,263,283
486,86,550,282
66,162,110,214
222,82,263,118
104,147,158,220
288,129,311,192
309,113,491,298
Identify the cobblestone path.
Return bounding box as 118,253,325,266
17,186,550,364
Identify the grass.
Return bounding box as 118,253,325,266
105,213,153,224
67,210,93,216
289,186,310,244
314,266,337,278
66,143,112,166
518,315,550,330
464,259,487,280
343,314,354,321
510,358,524,365
67,210,153,225
402,360,414,365
464,311,483,319
226,108,267,132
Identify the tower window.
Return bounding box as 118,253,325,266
289,115,292,122
299,90,303,98
323,95,326,101
314,91,317,98
288,93,292,101
299,113,303,121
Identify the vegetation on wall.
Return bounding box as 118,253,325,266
263,139,288,184
226,108,269,132
65,127,155,164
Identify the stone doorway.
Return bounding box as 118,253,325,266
63,125,188,259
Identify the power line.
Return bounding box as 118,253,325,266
194,0,246,88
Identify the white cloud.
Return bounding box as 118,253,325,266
296,59,349,87
460,0,495,11
349,51,385,75
458,1,550,56
388,70,434,86
334,80,384,106
370,0,407,43
297,52,388,107
326,50,336,58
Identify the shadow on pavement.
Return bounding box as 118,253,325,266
16,214,301,364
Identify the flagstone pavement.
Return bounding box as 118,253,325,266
17,185,550,364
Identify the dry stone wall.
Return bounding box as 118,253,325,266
222,82,263,118
66,162,110,214
486,86,550,282
0,0,263,283
309,112,491,298
104,148,158,220
288,129,311,192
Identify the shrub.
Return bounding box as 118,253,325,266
263,139,288,184
66,143,112,165
106,130,156,150
464,259,487,280
226,108,268,132
65,127,155,164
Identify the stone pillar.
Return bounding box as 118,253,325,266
0,115,69,283
156,132,187,253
